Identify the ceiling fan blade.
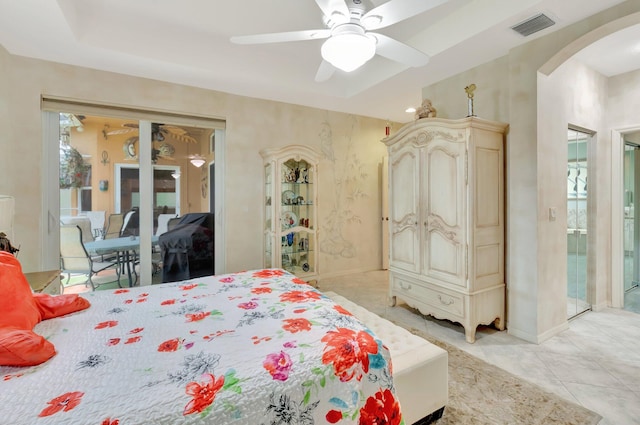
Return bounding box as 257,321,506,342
362,0,449,30
107,128,135,136
373,33,430,67
315,60,336,82
230,29,330,45
314,0,350,23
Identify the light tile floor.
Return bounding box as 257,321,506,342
319,270,640,425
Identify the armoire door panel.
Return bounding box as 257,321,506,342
425,229,464,286
426,147,462,227
422,137,466,287
391,224,419,272
389,148,420,273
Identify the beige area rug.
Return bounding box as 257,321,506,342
404,328,602,425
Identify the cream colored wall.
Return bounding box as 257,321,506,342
0,51,389,278
538,58,609,324
608,69,640,129
420,0,640,343
420,55,510,122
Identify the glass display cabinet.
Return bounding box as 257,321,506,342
260,145,319,279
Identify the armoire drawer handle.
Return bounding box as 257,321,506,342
399,282,412,290
438,295,454,305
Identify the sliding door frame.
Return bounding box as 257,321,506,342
41,101,227,282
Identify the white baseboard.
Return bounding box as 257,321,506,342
507,320,569,344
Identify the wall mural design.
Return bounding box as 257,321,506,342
318,117,369,259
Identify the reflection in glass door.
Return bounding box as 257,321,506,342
624,143,640,298
567,129,591,318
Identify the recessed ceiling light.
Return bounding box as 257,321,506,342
405,107,416,113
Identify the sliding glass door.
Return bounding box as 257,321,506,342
567,128,591,318
624,143,640,305
47,110,219,288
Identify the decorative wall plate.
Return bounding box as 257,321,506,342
123,137,138,159
281,211,298,229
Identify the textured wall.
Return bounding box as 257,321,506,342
0,52,390,279
418,1,640,343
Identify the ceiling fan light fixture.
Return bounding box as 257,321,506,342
171,170,181,179
190,155,206,168
321,25,376,72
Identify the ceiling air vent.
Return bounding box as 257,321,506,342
511,13,555,37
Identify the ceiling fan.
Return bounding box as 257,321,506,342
104,122,198,144
230,0,446,81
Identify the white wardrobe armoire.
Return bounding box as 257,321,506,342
383,117,507,343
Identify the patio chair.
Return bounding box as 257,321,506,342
152,214,177,275
85,210,106,239
59,224,120,291
60,216,94,243
167,217,182,232
156,213,177,236
104,213,124,239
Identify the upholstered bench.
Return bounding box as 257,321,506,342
323,291,448,425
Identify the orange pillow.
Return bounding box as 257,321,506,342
0,251,90,366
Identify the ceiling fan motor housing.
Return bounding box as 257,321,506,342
324,0,372,28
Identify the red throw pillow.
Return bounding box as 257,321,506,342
0,251,90,366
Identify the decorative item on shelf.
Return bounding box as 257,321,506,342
285,169,297,183
295,196,304,205
415,99,437,119
465,83,477,117
190,154,206,168
286,233,294,246
99,180,109,192
281,211,298,229
100,150,110,166
282,190,296,205
302,263,310,272
385,121,391,136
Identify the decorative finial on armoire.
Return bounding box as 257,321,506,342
465,84,477,117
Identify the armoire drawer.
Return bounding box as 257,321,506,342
392,276,464,317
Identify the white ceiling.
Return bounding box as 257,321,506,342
0,0,636,123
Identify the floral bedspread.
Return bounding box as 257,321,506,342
0,269,403,424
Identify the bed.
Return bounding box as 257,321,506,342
0,269,403,424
